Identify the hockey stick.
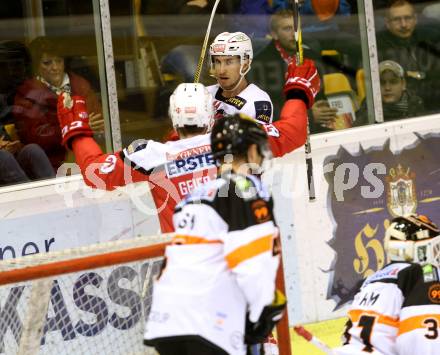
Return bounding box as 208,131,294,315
291,0,316,202
193,0,221,83
294,326,335,355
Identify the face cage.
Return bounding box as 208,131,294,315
387,237,440,266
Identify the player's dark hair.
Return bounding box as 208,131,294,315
177,125,207,137
210,114,268,163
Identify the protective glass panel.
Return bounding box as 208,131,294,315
0,1,107,187
374,0,440,120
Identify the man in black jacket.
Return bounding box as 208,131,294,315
376,0,440,115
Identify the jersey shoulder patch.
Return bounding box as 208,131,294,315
254,100,272,124
124,139,150,155
122,139,168,174
422,264,440,283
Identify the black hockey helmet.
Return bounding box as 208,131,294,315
210,113,270,163
384,214,440,265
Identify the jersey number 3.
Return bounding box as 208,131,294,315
423,318,438,340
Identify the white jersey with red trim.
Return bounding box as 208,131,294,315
396,263,440,355
207,83,273,124
144,171,280,355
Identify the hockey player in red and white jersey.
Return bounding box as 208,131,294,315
56,58,320,233
57,83,215,233
208,32,273,124
335,214,440,355
144,114,286,355
208,31,320,158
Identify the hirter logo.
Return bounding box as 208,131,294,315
212,44,226,53
185,107,196,114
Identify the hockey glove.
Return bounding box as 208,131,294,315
245,289,287,345
283,58,320,109
57,93,93,148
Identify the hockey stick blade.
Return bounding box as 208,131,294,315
193,0,221,83
294,325,335,355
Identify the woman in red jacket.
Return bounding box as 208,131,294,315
13,36,103,170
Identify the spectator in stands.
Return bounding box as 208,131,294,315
376,0,440,115
0,40,30,131
0,139,55,186
250,9,336,131
267,0,351,33
13,37,104,170
356,60,424,125
250,9,323,120
0,40,54,186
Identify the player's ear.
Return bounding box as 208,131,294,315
247,144,259,164
242,59,250,73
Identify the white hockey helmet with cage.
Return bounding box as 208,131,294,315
169,83,214,129
384,214,440,266
209,32,253,76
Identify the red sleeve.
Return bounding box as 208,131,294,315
70,73,102,114
268,99,307,158
72,136,148,190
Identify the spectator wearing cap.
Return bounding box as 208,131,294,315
355,60,424,125
376,0,440,115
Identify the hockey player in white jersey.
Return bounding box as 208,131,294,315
335,214,440,355
144,114,286,355
208,32,273,124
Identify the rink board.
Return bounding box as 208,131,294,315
1,114,440,332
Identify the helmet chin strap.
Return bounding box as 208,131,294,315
218,62,250,94
219,74,245,94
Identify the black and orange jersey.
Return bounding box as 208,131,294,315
335,262,440,355
396,263,440,355
144,171,280,355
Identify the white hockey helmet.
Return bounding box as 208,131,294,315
209,32,253,76
169,83,214,129
384,214,440,266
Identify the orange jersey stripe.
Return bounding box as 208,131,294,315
349,309,399,328
172,235,222,245
225,235,273,269
398,314,440,336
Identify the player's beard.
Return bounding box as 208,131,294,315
219,75,244,93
